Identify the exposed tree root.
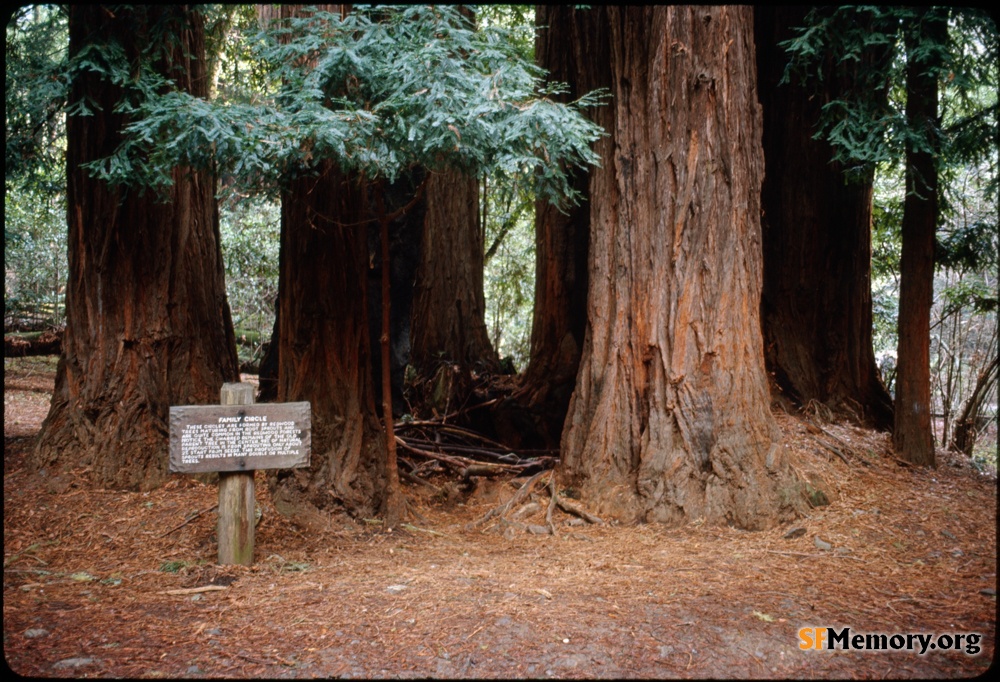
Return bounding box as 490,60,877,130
554,496,604,525
466,471,606,535
466,470,549,530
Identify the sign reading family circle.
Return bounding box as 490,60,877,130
168,402,311,473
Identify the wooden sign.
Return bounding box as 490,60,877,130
169,402,311,474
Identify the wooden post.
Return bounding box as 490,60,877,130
218,382,255,565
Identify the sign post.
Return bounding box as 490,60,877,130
218,383,255,566
169,383,310,566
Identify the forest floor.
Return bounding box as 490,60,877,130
4,355,997,679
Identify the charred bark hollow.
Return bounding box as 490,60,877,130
34,6,239,491
268,162,387,523
366,171,425,418
755,6,893,430
560,6,804,529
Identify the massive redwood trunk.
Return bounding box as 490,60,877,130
893,8,947,466
268,162,387,523
560,6,802,528
755,6,894,429
34,5,239,491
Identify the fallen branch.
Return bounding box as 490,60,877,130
400,523,447,537
396,421,510,450
555,497,604,525
809,437,852,468
403,436,557,461
762,550,865,562
394,437,471,471
397,435,552,477
160,503,219,538
400,469,442,493
462,463,515,479
802,415,862,461
160,585,228,595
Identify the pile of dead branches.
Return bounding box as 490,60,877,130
394,419,557,489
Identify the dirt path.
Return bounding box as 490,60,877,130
4,356,996,678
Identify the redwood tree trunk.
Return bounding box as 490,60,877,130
755,6,893,429
256,4,388,522
409,169,498,410
893,9,946,466
407,5,495,387
34,5,239,491
513,6,600,447
560,6,802,528
268,162,387,523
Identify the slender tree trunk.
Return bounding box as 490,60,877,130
755,6,894,429
373,186,406,527
34,5,239,491
893,8,947,466
951,354,999,455
560,6,803,528
268,162,387,523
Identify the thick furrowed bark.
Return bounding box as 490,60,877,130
268,163,387,522
560,6,803,529
34,6,239,491
410,170,497,374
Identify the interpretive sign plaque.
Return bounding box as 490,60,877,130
169,402,311,474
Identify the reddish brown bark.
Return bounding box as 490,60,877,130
256,4,390,522
893,9,947,466
560,6,803,528
755,6,894,429
268,162,388,522
373,185,408,527
410,169,497,375
408,170,497,430
512,6,600,447
405,7,496,415
34,6,239,491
